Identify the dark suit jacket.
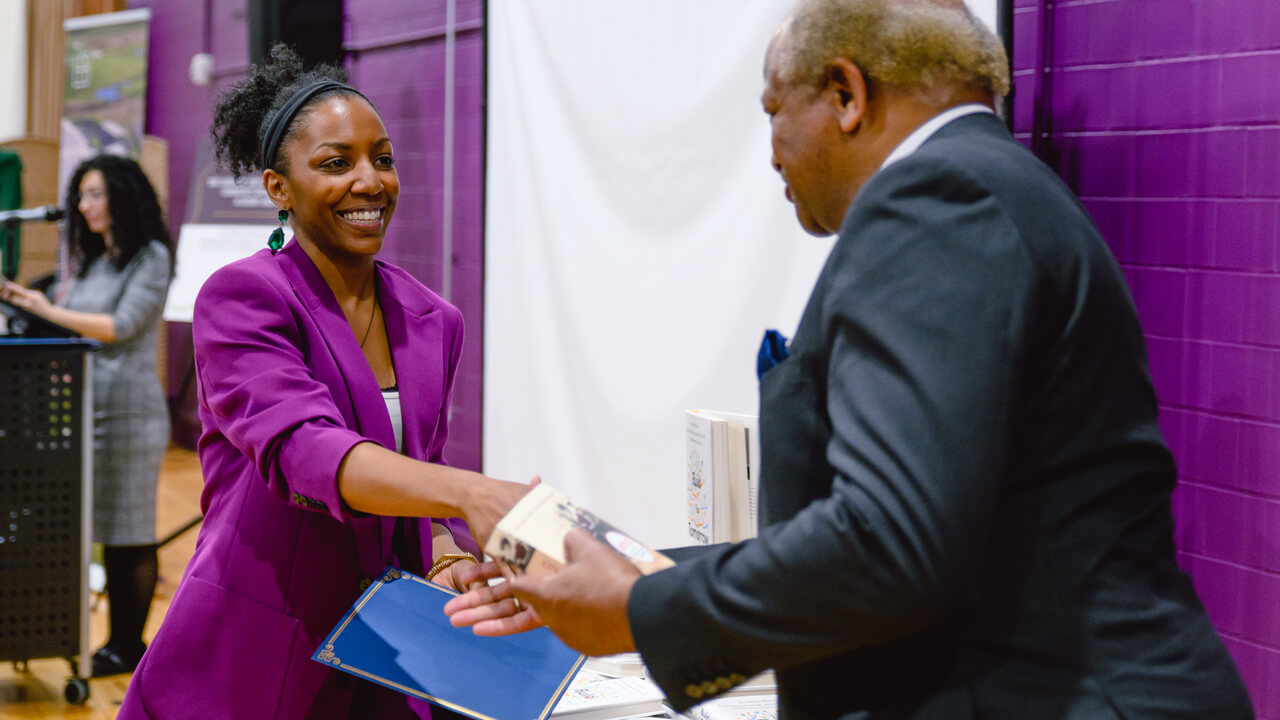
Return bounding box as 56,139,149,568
630,113,1254,719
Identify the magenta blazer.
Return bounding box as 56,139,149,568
120,240,476,719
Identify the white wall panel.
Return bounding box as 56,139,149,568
0,0,28,142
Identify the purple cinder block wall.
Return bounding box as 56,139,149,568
127,0,216,448
133,0,485,470
130,0,261,447
1014,1,1280,716
344,0,486,472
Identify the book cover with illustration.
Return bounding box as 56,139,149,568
685,410,724,545
485,483,674,577
685,409,759,545
550,668,665,719
677,694,778,720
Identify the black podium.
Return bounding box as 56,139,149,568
0,322,98,703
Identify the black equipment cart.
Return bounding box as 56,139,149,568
0,327,98,704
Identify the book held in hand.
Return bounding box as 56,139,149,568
485,483,674,577
313,567,585,720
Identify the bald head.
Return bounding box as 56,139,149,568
773,0,1009,98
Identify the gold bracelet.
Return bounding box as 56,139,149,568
426,552,478,581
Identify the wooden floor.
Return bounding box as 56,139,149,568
0,447,203,719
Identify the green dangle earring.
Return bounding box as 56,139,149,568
268,209,288,252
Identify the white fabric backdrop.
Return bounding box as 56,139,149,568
483,0,999,549
0,0,26,141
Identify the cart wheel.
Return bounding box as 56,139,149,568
12,660,29,673
64,677,90,705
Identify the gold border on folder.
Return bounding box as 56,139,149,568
323,568,586,720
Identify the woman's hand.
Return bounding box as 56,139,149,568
461,475,539,551
429,521,484,593
1,281,53,317
446,556,484,594
0,280,115,341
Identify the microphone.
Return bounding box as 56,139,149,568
0,206,65,224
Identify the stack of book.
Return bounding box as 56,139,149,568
550,668,667,719
667,693,778,720
660,668,777,719
584,653,647,678
553,652,778,720
685,410,760,545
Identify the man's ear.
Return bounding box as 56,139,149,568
826,58,868,133
263,168,290,212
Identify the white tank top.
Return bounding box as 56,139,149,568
382,386,403,453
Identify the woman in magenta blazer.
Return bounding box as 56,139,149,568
118,46,528,719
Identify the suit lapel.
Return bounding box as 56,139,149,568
278,241,396,449
276,245,450,571
379,265,445,462
277,241,395,578
379,264,446,566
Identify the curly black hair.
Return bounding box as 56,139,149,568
210,44,371,179
65,154,173,279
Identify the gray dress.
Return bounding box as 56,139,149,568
61,241,171,546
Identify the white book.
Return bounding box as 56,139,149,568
674,694,777,720
486,483,675,578
721,670,776,696
585,652,647,678
685,410,728,544
685,409,760,545
551,669,667,719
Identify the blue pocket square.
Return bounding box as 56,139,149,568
757,329,790,379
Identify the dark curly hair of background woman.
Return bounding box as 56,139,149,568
210,43,361,179
65,154,173,278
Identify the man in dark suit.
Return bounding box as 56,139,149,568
447,0,1255,717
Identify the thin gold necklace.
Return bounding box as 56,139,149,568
359,302,378,348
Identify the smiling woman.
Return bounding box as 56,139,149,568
267,88,398,255
110,45,535,720
264,89,400,373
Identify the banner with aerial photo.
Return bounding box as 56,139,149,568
60,8,150,200
56,8,150,294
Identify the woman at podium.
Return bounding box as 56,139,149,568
0,154,173,677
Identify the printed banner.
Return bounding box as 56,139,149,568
56,9,151,296
60,8,151,195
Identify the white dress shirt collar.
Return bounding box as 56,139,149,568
879,103,995,171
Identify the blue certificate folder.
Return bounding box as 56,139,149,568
313,567,586,720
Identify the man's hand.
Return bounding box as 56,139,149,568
456,528,643,657
444,560,544,634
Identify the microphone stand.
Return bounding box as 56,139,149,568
1,218,18,282
0,208,65,281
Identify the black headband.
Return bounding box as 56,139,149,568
259,80,368,172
